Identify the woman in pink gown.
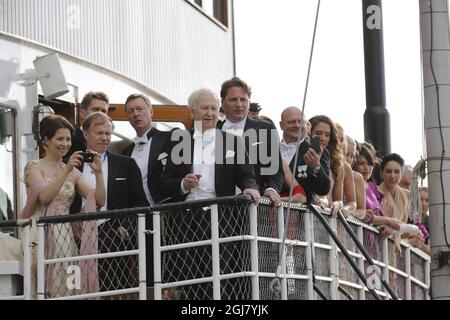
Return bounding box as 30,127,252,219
20,115,105,298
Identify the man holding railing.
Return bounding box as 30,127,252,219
74,112,148,294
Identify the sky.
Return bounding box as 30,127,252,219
234,0,424,167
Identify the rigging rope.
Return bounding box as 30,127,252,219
269,0,322,299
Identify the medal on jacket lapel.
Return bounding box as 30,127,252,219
297,165,308,179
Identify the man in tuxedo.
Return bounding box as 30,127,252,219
161,88,260,203
76,112,148,292
121,93,170,206
65,91,109,161
160,88,259,299
121,94,170,292
217,77,283,207
279,107,331,202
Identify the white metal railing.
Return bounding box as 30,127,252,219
35,210,148,300
0,219,32,300
153,196,431,300
19,196,430,300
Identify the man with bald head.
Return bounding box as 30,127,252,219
279,107,331,202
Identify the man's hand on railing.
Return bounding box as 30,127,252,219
243,188,261,206
263,189,281,208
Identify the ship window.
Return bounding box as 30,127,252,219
190,0,228,27
0,105,16,221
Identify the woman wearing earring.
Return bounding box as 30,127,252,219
20,114,105,298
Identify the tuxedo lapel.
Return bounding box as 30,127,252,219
214,131,225,191
106,152,116,209
148,130,163,173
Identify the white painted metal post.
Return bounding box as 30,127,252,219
210,204,221,300
382,238,389,299
425,258,431,300
22,224,31,300
405,246,411,300
37,223,45,300
138,213,147,300
153,211,162,300
277,205,287,300
329,216,339,300
357,225,366,300
249,203,259,300
304,209,314,300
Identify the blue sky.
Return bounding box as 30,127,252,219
234,0,424,167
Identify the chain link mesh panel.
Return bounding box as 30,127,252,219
314,280,331,300
313,247,330,277
160,207,211,246
411,283,426,300
363,229,382,262
284,207,306,241
313,214,330,245
42,213,139,299
337,252,359,284
162,282,214,300
218,202,251,238
257,205,277,238
220,277,252,300
43,222,82,298
155,198,430,300
411,252,425,283
339,284,359,300
258,242,279,274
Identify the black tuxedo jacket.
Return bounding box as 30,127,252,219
70,152,149,214
217,117,284,194
122,128,170,204
287,140,331,202
64,128,86,163
160,129,258,202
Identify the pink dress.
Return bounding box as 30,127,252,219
23,160,80,298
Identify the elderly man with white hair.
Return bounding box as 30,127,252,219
160,88,260,204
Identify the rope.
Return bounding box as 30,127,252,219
269,0,322,299
408,159,426,222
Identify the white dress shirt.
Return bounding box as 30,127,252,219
221,118,246,137
184,128,217,201
81,152,108,225
131,129,155,206
280,139,304,164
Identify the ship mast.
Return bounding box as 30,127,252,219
419,0,450,300
361,0,391,157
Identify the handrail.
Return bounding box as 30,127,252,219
0,219,32,228
37,206,152,224
308,204,382,300
336,210,399,300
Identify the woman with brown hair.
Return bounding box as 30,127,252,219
20,114,105,297
309,115,350,215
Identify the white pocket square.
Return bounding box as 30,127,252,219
115,177,127,181
252,141,263,146
158,152,168,160
225,150,235,158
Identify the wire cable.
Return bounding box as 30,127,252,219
269,0,322,298
429,0,450,248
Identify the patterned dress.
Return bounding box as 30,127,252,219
24,160,81,298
